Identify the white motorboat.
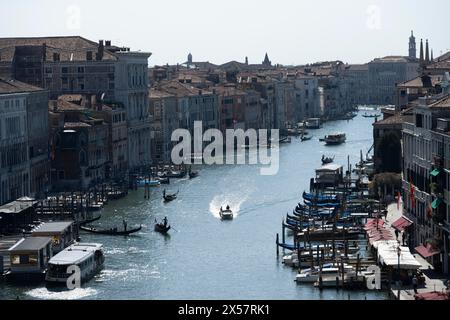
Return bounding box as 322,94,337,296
45,243,105,285
219,207,233,220
324,133,346,145
296,263,355,283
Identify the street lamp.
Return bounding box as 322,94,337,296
397,243,401,300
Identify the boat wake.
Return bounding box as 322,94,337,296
25,287,97,300
209,194,248,219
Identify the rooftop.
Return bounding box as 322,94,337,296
0,78,45,94
0,199,37,214
48,243,103,265
32,221,74,234
9,237,52,252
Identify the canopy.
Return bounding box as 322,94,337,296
432,198,444,210
415,244,440,259
377,242,422,269
415,292,449,300
391,216,413,232
430,169,441,177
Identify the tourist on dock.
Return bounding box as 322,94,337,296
402,232,406,246
412,274,418,294
395,229,399,240
123,220,127,232
163,217,168,227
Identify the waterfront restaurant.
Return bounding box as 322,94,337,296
7,237,53,280
31,221,75,253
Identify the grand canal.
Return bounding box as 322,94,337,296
1,111,389,300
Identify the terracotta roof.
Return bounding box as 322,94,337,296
64,122,91,129
429,95,450,109
397,75,443,88
149,89,176,99
0,77,45,94
0,36,117,62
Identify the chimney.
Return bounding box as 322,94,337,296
91,95,97,108
97,40,104,61
199,90,202,95
105,40,111,47
42,43,47,61
53,52,60,62
86,51,93,61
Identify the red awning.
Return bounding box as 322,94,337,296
391,216,413,232
415,244,440,258
415,291,449,300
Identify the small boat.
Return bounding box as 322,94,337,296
154,222,171,234
301,135,312,142
321,155,334,165
188,168,199,179
219,207,233,220
163,189,178,202
157,177,170,184
324,133,346,145
80,225,142,236
165,171,187,178
137,178,160,187
279,136,292,144
362,113,379,118
296,264,355,283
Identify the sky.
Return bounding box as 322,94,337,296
1,0,450,67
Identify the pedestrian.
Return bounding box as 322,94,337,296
395,229,399,239
402,232,406,246
412,274,418,294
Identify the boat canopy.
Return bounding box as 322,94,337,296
377,242,421,270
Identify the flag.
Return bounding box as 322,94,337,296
409,179,416,210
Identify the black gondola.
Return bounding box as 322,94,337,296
80,225,142,236
154,223,171,234
163,189,178,202
79,215,102,226
321,155,334,165
188,170,199,179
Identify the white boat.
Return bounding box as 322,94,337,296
324,133,346,145
296,263,355,283
45,243,105,285
219,207,233,220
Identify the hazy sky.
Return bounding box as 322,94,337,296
2,0,449,66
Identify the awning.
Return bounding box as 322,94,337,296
415,291,449,300
430,169,441,177
391,216,413,232
431,198,444,209
415,244,440,258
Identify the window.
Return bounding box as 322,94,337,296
62,67,68,74
416,114,423,128
78,67,85,73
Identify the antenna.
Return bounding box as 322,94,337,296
100,93,106,101
70,53,74,61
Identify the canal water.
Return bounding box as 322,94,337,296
1,111,389,300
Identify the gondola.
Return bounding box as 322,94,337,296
188,170,199,179
157,177,170,184
362,113,379,118
79,215,102,226
80,225,142,236
163,190,178,202
321,155,334,165
301,136,312,142
154,222,171,234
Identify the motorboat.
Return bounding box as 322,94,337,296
296,263,355,283
45,243,105,285
324,133,346,145
219,207,233,220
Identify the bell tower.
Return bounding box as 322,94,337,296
409,31,416,59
